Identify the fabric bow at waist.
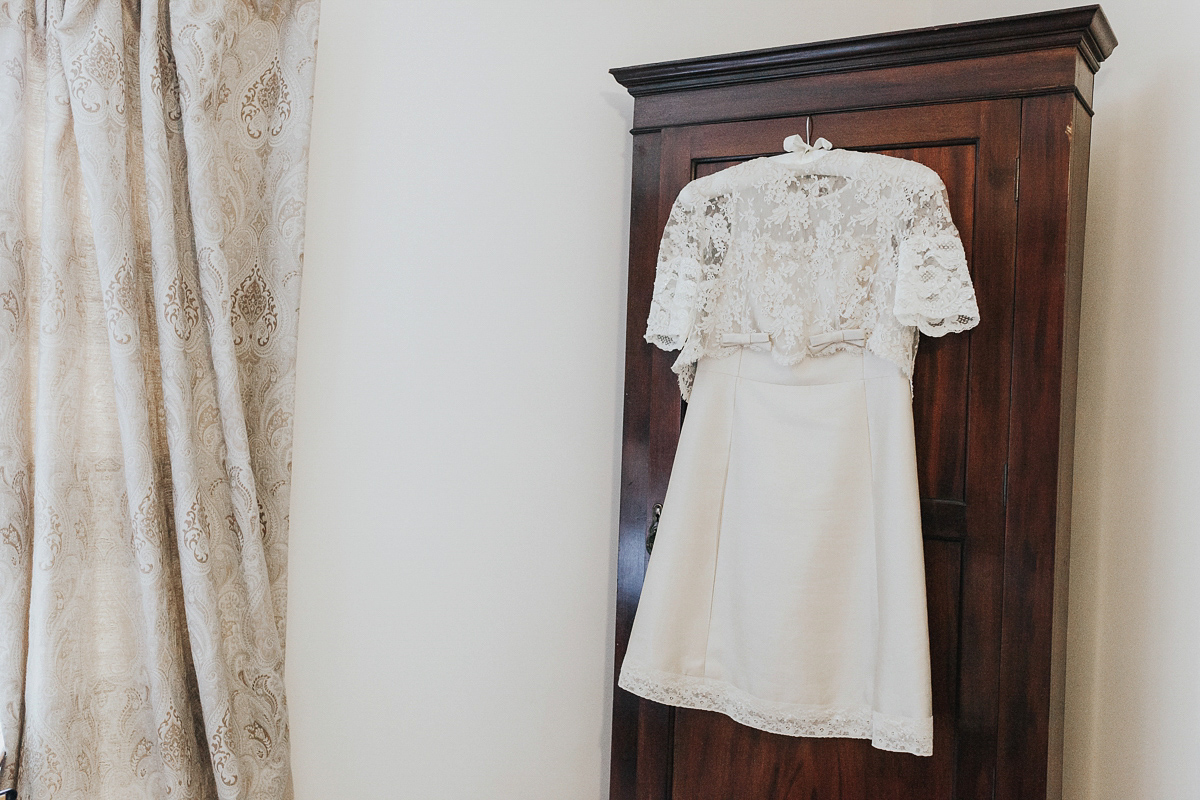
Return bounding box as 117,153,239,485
809,328,867,353
720,332,772,347
719,329,868,353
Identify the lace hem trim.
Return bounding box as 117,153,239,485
618,662,933,756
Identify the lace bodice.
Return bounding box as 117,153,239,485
646,138,979,398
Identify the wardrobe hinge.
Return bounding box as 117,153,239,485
1015,157,1020,203
646,503,663,555
1002,464,1009,507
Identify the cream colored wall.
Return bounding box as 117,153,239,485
1041,3,1200,798
287,1,1200,798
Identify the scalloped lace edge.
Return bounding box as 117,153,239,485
618,662,933,757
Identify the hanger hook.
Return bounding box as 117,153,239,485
806,116,811,146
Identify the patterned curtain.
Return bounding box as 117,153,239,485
0,0,319,797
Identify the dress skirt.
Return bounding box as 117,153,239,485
617,345,934,756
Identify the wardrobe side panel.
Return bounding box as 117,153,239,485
1000,92,1080,800
612,129,663,800
1047,96,1093,800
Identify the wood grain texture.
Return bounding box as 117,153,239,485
997,91,1092,800
612,129,661,800
1046,97,1092,800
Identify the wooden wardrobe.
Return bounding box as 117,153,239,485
608,7,1116,800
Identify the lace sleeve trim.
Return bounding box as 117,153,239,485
893,180,979,337
894,232,980,337
644,254,702,352
644,189,730,400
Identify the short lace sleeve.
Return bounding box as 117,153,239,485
893,181,980,337
645,188,728,398
646,190,704,350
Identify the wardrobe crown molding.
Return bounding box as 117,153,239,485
611,4,1116,97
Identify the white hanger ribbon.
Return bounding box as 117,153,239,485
783,135,833,154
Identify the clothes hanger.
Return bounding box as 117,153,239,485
781,135,832,160
781,116,833,161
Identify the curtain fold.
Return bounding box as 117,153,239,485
0,1,319,797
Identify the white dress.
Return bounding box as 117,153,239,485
616,137,980,757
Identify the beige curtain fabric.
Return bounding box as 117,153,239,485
0,1,319,797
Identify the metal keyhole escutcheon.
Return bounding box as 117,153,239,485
646,503,663,555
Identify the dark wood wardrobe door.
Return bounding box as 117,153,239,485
627,100,1020,800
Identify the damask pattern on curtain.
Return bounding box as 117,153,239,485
0,0,319,797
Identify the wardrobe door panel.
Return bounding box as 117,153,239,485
626,99,1019,800
818,102,1022,800
890,144,975,504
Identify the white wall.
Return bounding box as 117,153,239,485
286,2,1200,798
